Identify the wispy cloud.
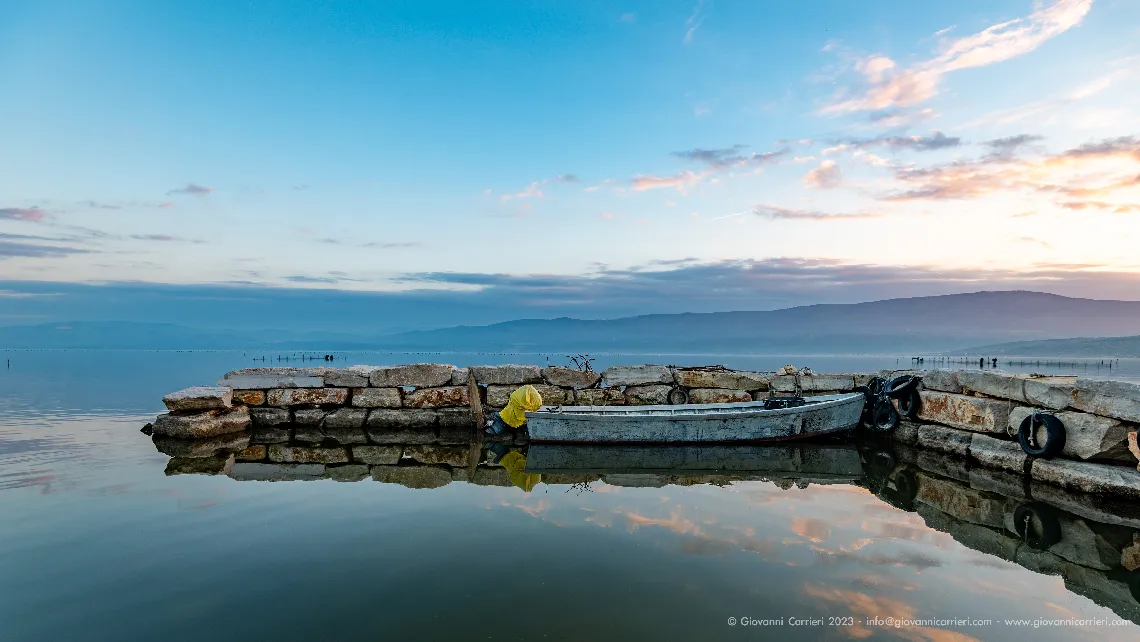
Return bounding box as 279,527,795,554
824,131,961,154
166,183,214,196
0,239,91,259
630,171,707,192
822,0,1093,114
672,145,788,170
0,207,48,222
361,241,423,249
752,205,879,221
683,0,710,44
802,160,843,189
983,134,1045,157
619,12,636,23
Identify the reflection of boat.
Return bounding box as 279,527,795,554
525,393,864,444
525,443,865,484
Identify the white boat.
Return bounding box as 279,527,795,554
524,392,865,444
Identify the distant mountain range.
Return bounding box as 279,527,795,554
2,291,1139,354
955,335,1140,358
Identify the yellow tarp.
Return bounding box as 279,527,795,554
499,450,541,492
498,384,543,428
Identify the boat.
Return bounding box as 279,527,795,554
524,392,865,444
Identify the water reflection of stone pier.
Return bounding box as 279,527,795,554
152,427,1140,625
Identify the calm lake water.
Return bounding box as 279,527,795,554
2,351,1140,641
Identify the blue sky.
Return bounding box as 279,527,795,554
2,0,1139,325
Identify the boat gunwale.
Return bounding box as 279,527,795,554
525,392,862,423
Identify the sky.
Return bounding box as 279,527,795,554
2,0,1140,327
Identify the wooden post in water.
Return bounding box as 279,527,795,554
466,368,485,477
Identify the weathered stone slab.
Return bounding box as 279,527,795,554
917,450,970,483
687,388,752,404
369,363,455,388
371,465,452,489
1059,561,1140,623
268,445,350,464
351,387,402,408
919,370,962,394
1031,458,1140,499
468,364,542,385
949,520,1019,561
249,407,290,426
436,408,475,428
365,428,437,445
967,467,1027,499
1130,432,1140,470
469,466,512,487
486,384,570,407
403,445,469,467
220,368,326,389
250,427,291,444
916,391,1012,434
229,462,324,481
293,408,328,426
624,385,672,405
601,365,673,387
323,408,368,429
770,373,856,393
236,445,267,461
956,371,1074,410
894,420,920,445
968,434,1026,472
365,408,438,429
152,432,250,458
293,426,323,443
1072,379,1140,423
673,369,769,391
917,424,972,457
404,386,469,408
165,454,235,476
323,428,368,444
437,427,477,444
573,388,626,405
266,388,348,406
163,386,233,412
323,464,369,482
451,367,469,385
232,390,265,406
1007,406,1134,462
541,366,601,389
152,406,251,439
1041,517,1124,571
322,365,376,387
352,445,403,465
915,473,1009,529
1029,483,1140,530
1122,534,1140,571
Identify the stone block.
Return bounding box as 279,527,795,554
1122,534,1140,571
486,384,570,407
322,365,375,387
266,388,348,406
894,420,920,445
917,424,972,457
232,390,265,406
366,408,438,429
294,408,328,426
293,426,323,443
949,520,1019,561
404,386,469,408
916,390,1012,434
687,388,752,404
468,364,542,385
403,445,470,467
165,454,235,476
152,432,250,458
250,428,291,444
451,367,469,385
919,370,962,394
470,466,512,487
352,445,403,465
436,408,476,429
1071,379,1140,423
365,428,438,445
369,363,455,388
236,445,267,461
323,464,370,482
1031,458,1140,499
967,467,1027,499
917,450,969,483
541,366,601,389
351,387,402,408
601,365,673,387
323,408,368,429
915,473,1008,529
956,371,1074,409
1129,432,1140,470
220,368,326,389
1007,407,1134,462
437,427,477,444
163,386,232,412
152,406,251,439
268,445,350,464
371,465,452,489
673,369,768,391
574,388,626,406
249,407,291,426
323,428,368,445
770,374,856,393
229,462,324,481
624,385,672,405
968,434,1026,473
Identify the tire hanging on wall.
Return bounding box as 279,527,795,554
872,399,899,432
1013,502,1062,550
896,388,921,419
886,375,919,399
667,387,689,405
1018,413,1066,458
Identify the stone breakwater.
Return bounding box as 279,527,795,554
151,364,1140,496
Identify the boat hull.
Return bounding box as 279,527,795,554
525,393,864,444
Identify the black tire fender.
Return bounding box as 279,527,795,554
896,388,921,419
886,375,919,399
1018,413,1066,458
872,399,900,432
890,469,918,503
1013,501,1062,550
667,387,689,405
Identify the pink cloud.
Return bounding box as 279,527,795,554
0,207,47,222
802,160,843,189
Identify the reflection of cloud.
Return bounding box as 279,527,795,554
791,517,831,542
803,584,981,641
